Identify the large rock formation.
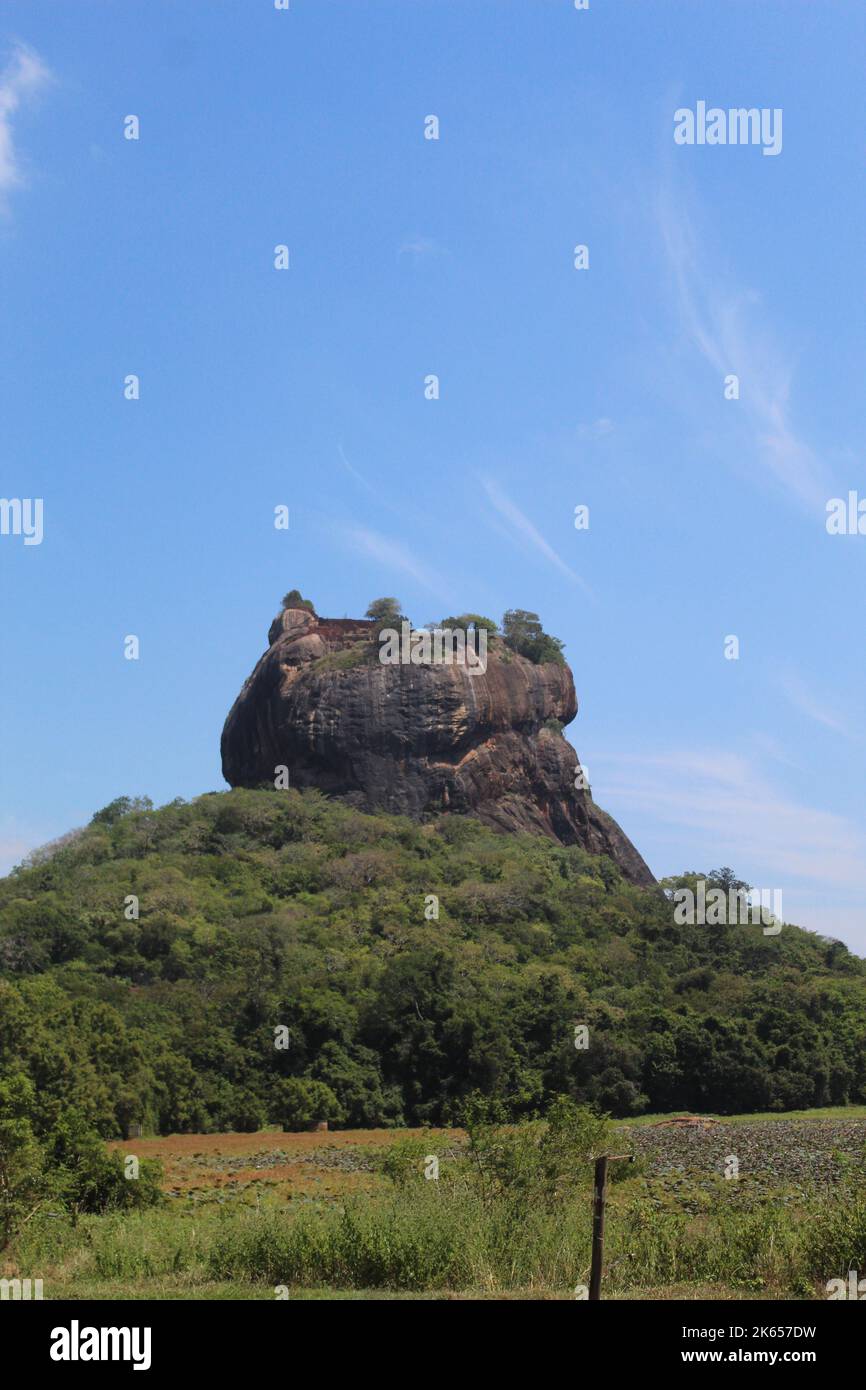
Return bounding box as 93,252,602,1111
221,605,655,886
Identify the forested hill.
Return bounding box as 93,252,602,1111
1,788,864,1139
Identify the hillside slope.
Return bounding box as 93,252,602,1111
1,789,864,1138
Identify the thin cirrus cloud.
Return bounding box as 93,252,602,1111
398,236,446,259
337,444,435,531
778,670,854,740
338,523,456,604
0,42,51,206
481,476,593,594
337,443,377,498
593,747,866,908
655,186,830,515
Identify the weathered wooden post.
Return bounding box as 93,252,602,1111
589,1153,633,1300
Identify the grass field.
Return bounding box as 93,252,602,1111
5,1110,866,1301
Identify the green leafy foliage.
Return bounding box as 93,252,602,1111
460,1094,610,1208
280,589,316,613
364,597,404,629
2,788,865,1141
270,1078,344,1130
501,609,565,664
439,614,499,634
0,1072,162,1250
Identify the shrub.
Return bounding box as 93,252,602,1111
281,589,316,613
501,610,565,665
270,1078,344,1131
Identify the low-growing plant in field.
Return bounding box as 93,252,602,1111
798,1195,866,1287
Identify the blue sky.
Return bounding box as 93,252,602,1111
2,0,865,948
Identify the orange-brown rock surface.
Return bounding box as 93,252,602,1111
220,605,655,886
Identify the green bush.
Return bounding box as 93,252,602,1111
281,589,316,614
501,609,565,665
270,1078,344,1131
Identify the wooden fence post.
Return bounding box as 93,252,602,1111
589,1153,633,1301
589,1155,608,1300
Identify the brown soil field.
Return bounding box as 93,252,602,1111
106,1114,866,1203
107,1127,463,1200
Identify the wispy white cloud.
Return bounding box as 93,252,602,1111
338,523,455,602
398,236,446,259
748,731,807,775
336,444,434,532
577,417,614,439
337,443,377,497
0,43,51,207
481,476,593,594
656,187,830,513
778,670,853,739
594,746,866,903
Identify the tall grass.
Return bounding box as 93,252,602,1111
13,1188,866,1296
11,1098,866,1298
13,1207,215,1285
205,1189,592,1291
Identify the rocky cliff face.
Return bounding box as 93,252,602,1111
220,606,655,886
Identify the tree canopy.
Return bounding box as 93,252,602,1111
502,610,565,665
281,589,316,614
365,597,405,628
2,789,864,1138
